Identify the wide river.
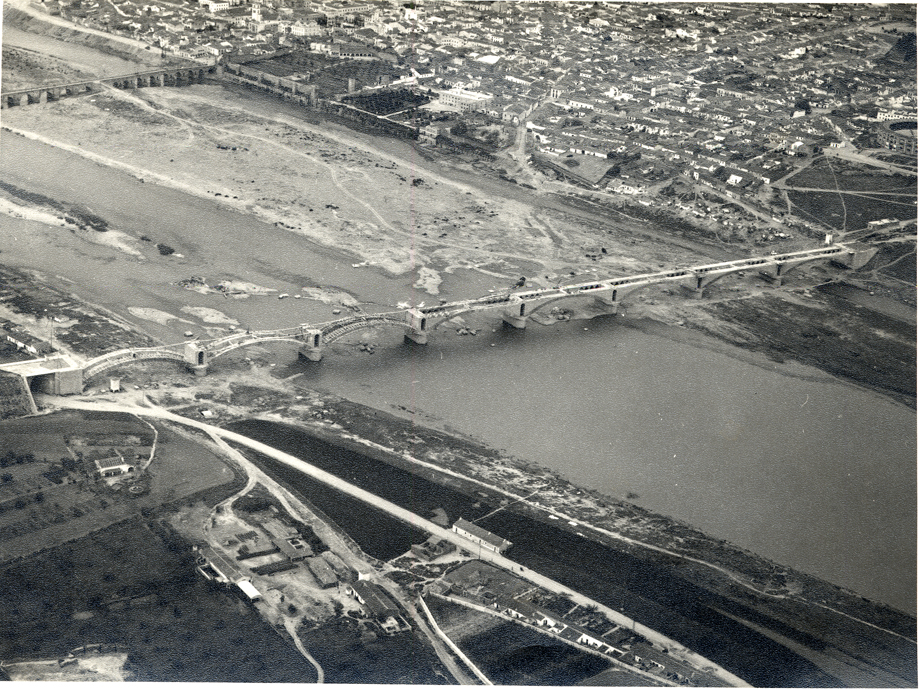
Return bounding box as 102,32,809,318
0,123,915,615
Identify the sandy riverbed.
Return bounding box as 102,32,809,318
0,84,702,289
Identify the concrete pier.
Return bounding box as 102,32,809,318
298,329,324,361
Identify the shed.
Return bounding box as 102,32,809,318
452,517,512,553
275,536,312,562
306,557,337,588
95,455,134,478
261,518,299,540
348,580,398,620
236,579,263,602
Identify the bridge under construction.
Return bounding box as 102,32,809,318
67,243,876,385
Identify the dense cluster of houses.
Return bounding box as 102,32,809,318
42,0,914,209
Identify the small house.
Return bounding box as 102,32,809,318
95,455,134,478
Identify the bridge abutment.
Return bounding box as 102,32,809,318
404,330,428,345
840,247,878,270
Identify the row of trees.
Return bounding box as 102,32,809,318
1,451,36,468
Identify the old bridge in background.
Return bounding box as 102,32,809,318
76,243,876,384
0,65,220,109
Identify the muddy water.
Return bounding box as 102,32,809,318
302,316,917,615
1,116,916,615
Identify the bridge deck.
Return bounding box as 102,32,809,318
79,244,864,376
1,65,209,98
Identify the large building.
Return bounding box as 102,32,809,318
452,518,512,554
878,120,917,156
437,88,493,113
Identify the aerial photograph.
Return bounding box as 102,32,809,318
0,0,915,685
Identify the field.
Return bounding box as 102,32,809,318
0,410,239,562
425,595,611,685
0,518,316,681
299,615,448,684
343,89,431,116
784,158,917,232
787,189,917,232
787,158,917,193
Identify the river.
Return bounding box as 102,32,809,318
0,111,915,615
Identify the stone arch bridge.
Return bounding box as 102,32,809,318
77,244,875,386
1,65,220,109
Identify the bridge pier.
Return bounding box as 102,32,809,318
502,298,528,329
404,308,429,344
184,343,209,376
298,329,324,362
759,261,798,287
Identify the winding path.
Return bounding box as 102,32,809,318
282,617,324,684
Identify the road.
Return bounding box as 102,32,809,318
282,617,324,684
43,394,748,687
186,411,476,686
823,147,917,175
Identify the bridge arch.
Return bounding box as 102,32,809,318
421,308,494,332
82,349,186,380
207,336,309,359
321,316,416,343
525,291,616,317
765,255,842,283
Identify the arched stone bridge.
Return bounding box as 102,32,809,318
80,243,875,384
1,65,220,109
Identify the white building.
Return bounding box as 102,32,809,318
451,518,512,554
438,88,493,112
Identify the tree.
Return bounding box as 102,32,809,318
0,473,12,484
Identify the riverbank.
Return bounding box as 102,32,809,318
145,379,915,686
83,358,914,640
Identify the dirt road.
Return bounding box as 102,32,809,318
41,394,748,687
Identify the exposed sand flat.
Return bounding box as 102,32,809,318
127,306,191,326
180,306,240,325
0,84,684,285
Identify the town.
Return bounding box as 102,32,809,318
0,0,916,685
